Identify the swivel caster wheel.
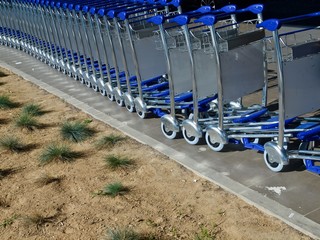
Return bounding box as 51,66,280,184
161,122,178,139
182,127,200,145
205,132,224,152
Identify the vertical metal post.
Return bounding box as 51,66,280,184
159,24,175,119
125,19,141,98
39,5,54,62
66,8,81,70
182,25,198,123
60,8,76,70
78,11,92,75
209,24,224,130
95,15,111,85
89,14,105,82
273,30,285,149
113,17,131,94
103,15,121,90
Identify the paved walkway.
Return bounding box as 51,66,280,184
0,45,319,239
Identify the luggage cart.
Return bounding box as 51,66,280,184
257,12,320,172
101,1,181,108
41,0,156,89
0,0,22,49
190,5,297,151
150,4,272,144
77,0,145,100
114,1,182,116
147,6,235,139
167,4,272,145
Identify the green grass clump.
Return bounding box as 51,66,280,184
15,113,39,130
39,143,80,165
106,228,140,240
22,103,43,116
194,225,220,240
0,215,19,228
97,182,129,197
61,121,95,142
0,136,25,152
95,134,125,149
104,155,133,170
0,95,18,109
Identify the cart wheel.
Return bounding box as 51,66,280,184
182,127,200,145
85,81,92,88
92,84,99,92
107,93,115,101
299,141,314,166
126,103,135,113
263,151,287,172
161,122,177,139
100,89,107,96
137,110,146,119
73,75,79,81
116,98,124,107
79,78,85,84
205,131,224,152
67,72,73,78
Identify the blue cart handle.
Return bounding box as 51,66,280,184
89,1,141,16
148,5,234,25
117,0,180,20
257,12,320,31
166,0,180,8
108,2,158,19
194,4,263,26
118,5,165,20
170,5,236,26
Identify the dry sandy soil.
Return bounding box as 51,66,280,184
0,67,311,240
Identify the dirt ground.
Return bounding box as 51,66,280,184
0,67,311,240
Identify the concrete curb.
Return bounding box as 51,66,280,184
1,59,319,239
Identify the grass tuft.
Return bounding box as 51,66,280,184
194,225,220,240
15,113,39,130
0,136,25,152
95,134,126,149
39,143,80,165
97,182,129,197
0,215,19,228
35,173,63,186
61,121,95,142
22,103,43,116
106,228,140,240
0,95,18,109
104,155,134,170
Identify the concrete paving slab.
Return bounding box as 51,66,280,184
306,208,320,224
0,45,320,239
